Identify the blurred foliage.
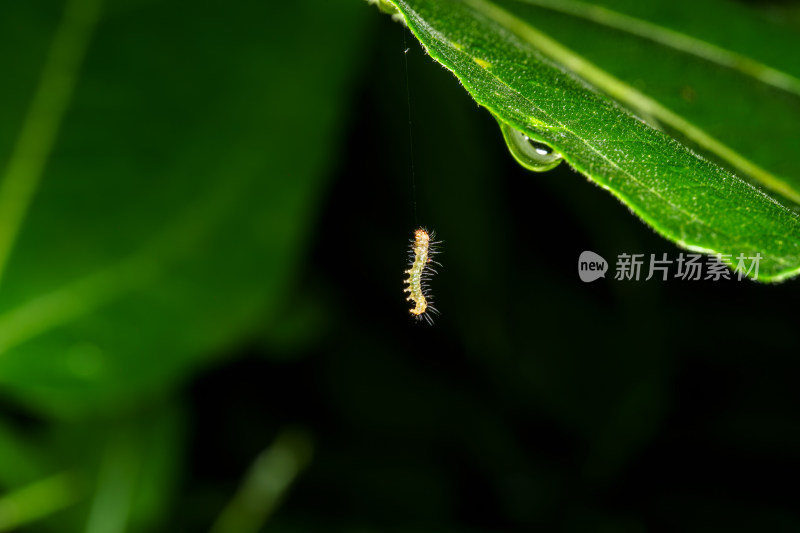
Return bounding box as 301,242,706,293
0,0,800,531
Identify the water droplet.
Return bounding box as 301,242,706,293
498,121,562,172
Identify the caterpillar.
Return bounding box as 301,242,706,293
403,228,440,324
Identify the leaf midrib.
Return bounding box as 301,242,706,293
0,0,104,289
508,0,800,97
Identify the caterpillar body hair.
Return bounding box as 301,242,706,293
403,228,441,325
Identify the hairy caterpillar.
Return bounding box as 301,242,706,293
403,228,440,324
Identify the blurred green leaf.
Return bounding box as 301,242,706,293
0,0,367,417
380,0,800,281
0,471,83,532
81,405,183,533
0,401,181,532
0,418,48,487
210,428,313,533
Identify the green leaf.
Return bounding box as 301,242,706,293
0,402,182,532
0,0,367,417
0,471,83,532
379,0,800,281
494,0,800,202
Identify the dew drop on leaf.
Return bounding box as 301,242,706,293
499,121,563,172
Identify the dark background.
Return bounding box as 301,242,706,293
185,10,800,532
2,0,800,531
